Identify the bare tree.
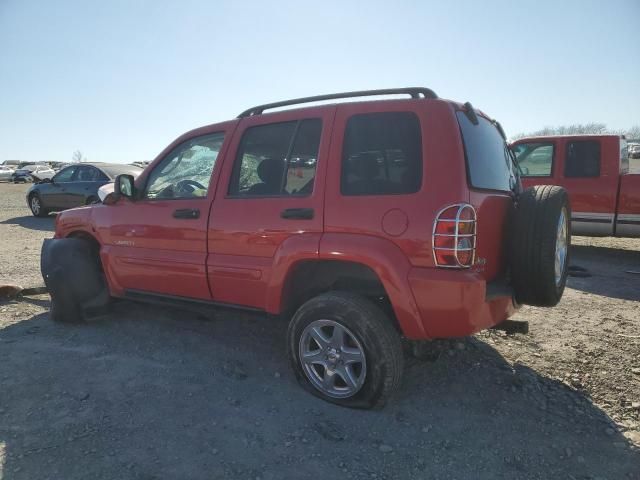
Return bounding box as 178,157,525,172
625,126,640,141
511,123,639,141
71,150,84,163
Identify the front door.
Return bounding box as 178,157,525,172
95,130,230,300
208,108,334,309
47,166,79,209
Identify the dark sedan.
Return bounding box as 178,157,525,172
26,163,143,217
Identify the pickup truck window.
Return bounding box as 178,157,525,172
144,132,225,200
565,140,601,178
456,112,514,192
341,112,422,195
229,119,322,197
513,142,554,177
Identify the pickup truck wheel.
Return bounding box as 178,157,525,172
510,185,571,307
287,291,403,409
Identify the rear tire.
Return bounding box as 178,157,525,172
287,291,403,409
510,185,571,307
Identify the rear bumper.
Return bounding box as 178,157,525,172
408,267,517,339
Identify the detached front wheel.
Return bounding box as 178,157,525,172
287,292,403,409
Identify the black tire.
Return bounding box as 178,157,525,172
510,185,571,307
29,193,49,217
41,238,110,324
287,291,403,409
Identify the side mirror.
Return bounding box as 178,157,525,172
114,174,135,200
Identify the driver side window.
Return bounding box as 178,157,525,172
144,132,225,200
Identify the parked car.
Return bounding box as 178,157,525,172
1,160,21,167
0,165,15,181
11,164,55,183
42,88,570,408
26,162,143,217
629,143,640,159
512,135,639,237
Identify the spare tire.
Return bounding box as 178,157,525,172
510,185,571,307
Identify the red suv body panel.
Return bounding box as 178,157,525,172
55,96,519,340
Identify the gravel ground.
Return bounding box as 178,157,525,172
0,182,639,479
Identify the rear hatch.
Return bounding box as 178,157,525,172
455,107,518,282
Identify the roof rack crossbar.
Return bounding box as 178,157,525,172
237,87,438,118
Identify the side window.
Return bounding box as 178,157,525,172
145,132,225,200
53,166,76,183
565,140,601,178
76,166,102,181
341,112,422,196
513,142,554,176
228,119,322,196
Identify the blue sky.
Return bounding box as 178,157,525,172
1,0,638,163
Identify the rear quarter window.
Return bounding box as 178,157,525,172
341,112,422,196
565,140,601,178
456,112,514,191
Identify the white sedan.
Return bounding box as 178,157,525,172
0,165,15,181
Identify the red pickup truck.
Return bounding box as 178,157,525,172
512,135,640,237
41,88,570,408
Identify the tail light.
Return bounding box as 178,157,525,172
432,203,477,268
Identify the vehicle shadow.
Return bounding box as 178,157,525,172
0,303,637,479
0,215,55,232
568,244,640,301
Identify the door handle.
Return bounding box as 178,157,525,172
280,208,314,220
173,208,200,219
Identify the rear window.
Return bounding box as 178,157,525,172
341,112,422,195
456,112,514,191
565,140,600,178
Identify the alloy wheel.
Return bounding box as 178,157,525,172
299,319,367,399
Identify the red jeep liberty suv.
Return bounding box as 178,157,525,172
42,88,570,408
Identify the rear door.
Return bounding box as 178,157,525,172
208,108,333,309
560,137,617,235
68,165,108,207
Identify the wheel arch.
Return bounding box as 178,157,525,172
269,233,426,338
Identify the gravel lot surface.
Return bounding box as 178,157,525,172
0,182,639,479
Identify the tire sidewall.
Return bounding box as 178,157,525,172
511,186,572,307
287,295,397,409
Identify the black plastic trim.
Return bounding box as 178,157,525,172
124,289,264,314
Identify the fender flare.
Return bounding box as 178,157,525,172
266,233,426,339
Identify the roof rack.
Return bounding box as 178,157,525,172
237,87,438,118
